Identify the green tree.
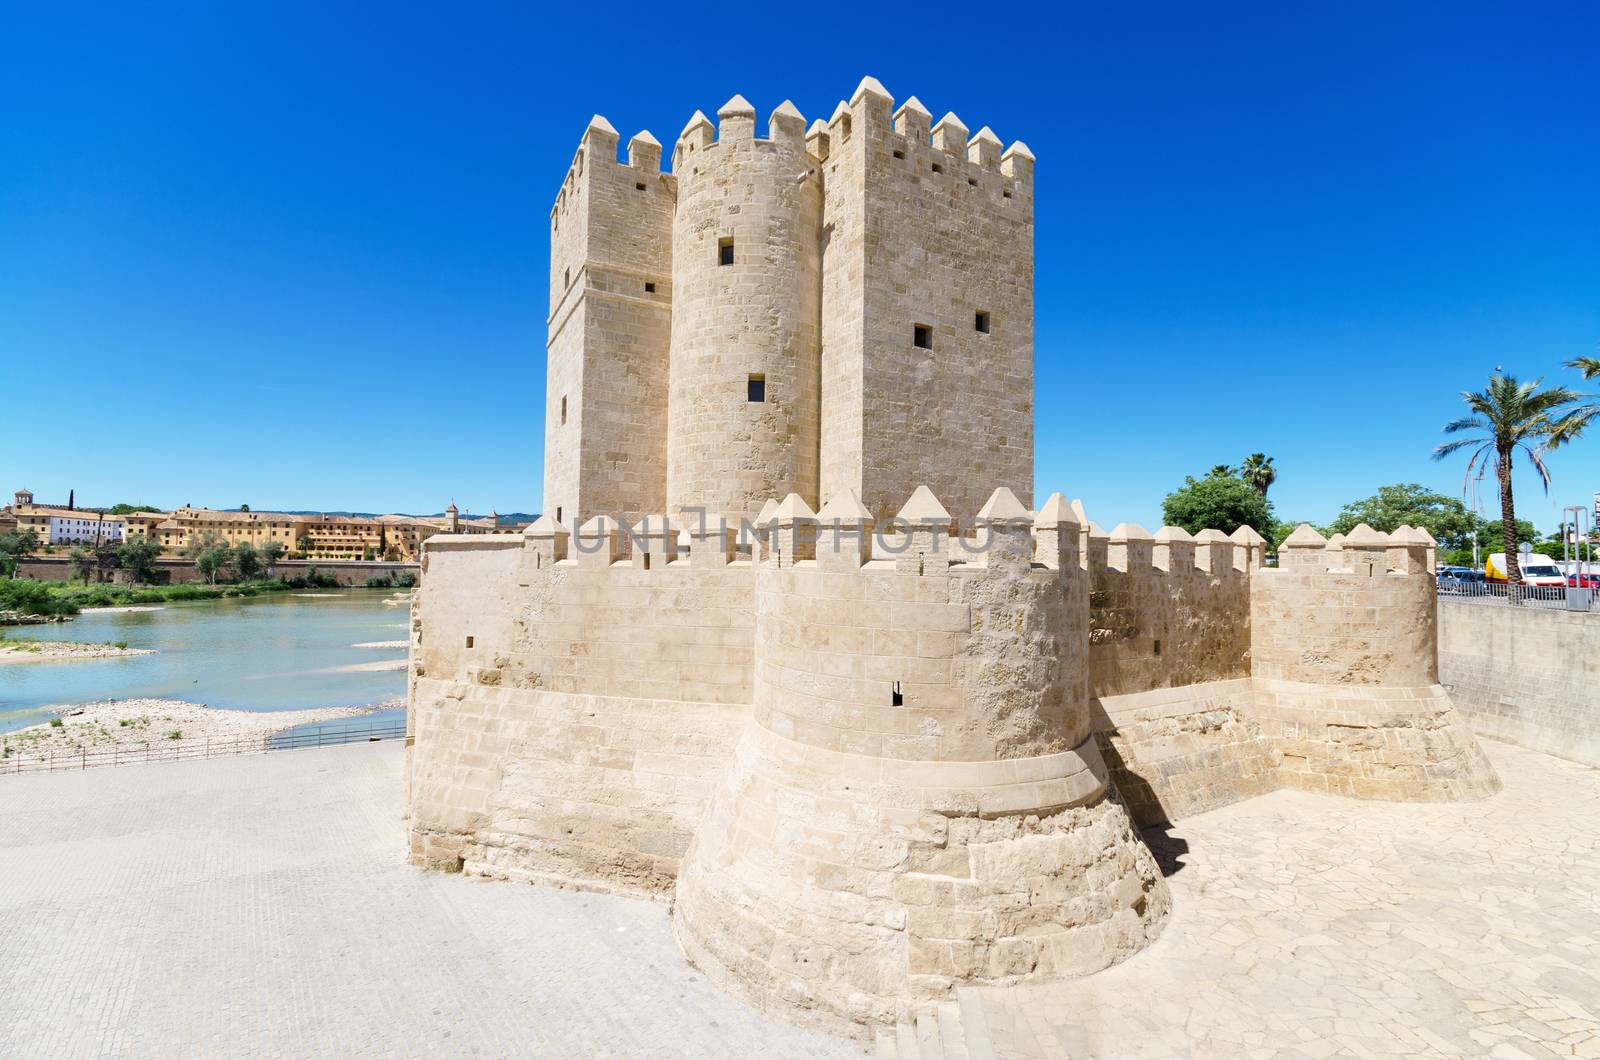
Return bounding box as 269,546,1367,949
1433,373,1588,585
182,531,225,560
1239,453,1277,499
1327,484,1480,551
67,546,94,583
0,530,41,577
259,539,286,576
108,503,162,515
232,542,261,581
194,545,231,585
1162,474,1274,539
117,539,163,584
1207,464,1235,479
239,503,251,512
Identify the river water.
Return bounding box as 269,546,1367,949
0,590,408,736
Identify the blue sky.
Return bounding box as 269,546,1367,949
3,3,1597,529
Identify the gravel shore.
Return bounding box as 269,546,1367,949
0,642,156,665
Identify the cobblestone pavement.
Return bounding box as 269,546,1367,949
962,738,1600,1059
3,739,1597,1058
0,743,859,1058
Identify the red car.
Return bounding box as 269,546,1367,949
1568,572,1600,589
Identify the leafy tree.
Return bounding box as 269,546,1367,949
259,540,286,576
1433,373,1589,585
67,546,94,583
0,530,41,577
1207,464,1235,479
1162,473,1275,539
117,539,163,584
233,542,261,581
108,503,162,515
239,503,251,512
183,531,226,560
1327,484,1480,551
194,545,232,585
1239,453,1277,499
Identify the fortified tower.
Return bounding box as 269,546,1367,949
543,117,675,528
667,97,822,523
544,77,1034,528
408,77,1499,1041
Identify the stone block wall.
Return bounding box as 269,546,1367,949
1439,598,1600,768
406,506,1501,1035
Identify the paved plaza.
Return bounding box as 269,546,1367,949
2,738,1598,1058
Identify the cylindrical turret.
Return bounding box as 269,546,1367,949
666,96,822,525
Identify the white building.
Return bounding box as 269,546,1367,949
45,511,125,546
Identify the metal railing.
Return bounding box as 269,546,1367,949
1437,577,1597,611
1,720,407,776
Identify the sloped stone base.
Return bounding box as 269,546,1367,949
1255,680,1502,801
671,723,1170,1036
407,679,745,896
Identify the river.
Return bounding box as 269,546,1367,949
0,590,408,736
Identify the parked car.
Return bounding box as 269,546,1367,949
1568,572,1600,589
1436,568,1486,594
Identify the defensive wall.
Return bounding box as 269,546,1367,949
405,488,1498,1034
1439,598,1600,769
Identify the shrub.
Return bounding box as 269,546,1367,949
166,730,182,741
364,575,394,588
113,640,128,650
394,570,417,589
49,718,63,729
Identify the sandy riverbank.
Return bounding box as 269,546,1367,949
0,642,157,665
0,698,398,761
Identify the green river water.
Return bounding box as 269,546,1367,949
0,590,408,736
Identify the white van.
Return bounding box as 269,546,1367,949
1485,552,1567,586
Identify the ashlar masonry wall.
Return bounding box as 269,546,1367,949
1439,598,1600,768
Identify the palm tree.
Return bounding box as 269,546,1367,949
1239,453,1277,499
1433,373,1588,586
1207,464,1235,479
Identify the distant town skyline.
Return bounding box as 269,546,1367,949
4,6,1597,530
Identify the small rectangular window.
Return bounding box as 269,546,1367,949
747,374,766,402
564,268,571,288
556,506,562,523
644,281,656,293
893,149,905,160
892,681,903,707
718,238,734,266
560,396,567,424
465,636,474,648
635,182,646,191
931,162,943,174
975,311,990,334
913,324,932,350
1003,189,1013,199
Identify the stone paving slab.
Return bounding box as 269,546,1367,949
4,737,1598,1058
0,743,860,1058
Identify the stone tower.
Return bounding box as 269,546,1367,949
667,97,823,524
542,117,675,528
544,78,1035,529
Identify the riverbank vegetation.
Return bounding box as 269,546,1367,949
0,569,355,621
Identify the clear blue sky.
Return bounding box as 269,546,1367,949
3,3,1597,529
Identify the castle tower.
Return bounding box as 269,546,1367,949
543,116,675,527
672,487,1168,1030
665,97,823,525
818,78,1036,523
